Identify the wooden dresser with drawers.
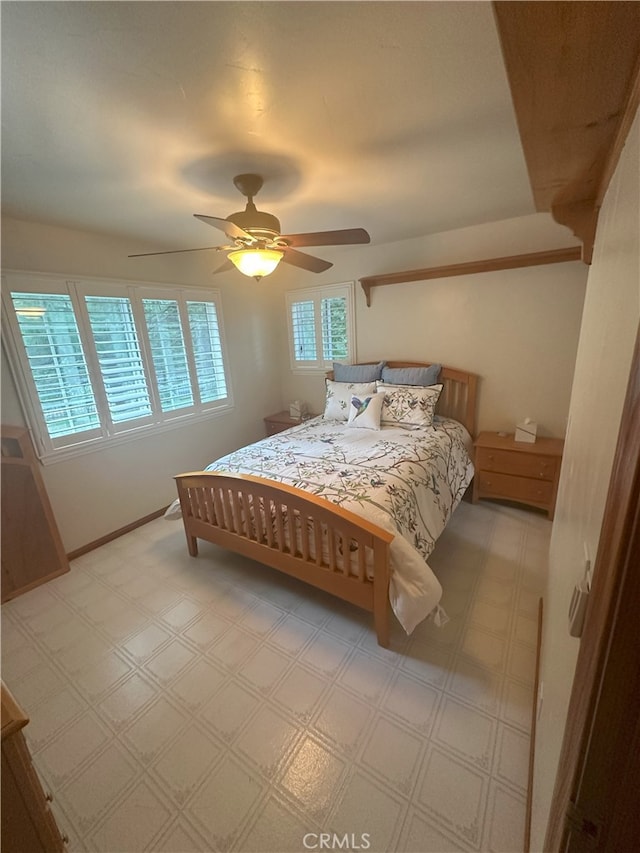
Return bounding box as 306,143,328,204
472,431,564,519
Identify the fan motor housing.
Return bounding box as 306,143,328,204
227,207,281,237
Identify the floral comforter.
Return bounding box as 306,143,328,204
168,415,474,634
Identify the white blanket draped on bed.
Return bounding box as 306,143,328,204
166,415,474,634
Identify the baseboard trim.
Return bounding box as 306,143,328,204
525,596,544,852
66,506,169,561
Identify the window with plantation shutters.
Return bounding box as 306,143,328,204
2,273,232,461
286,282,355,371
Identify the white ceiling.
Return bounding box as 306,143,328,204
1,1,536,253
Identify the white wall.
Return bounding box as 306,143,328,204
1,217,283,552
531,113,640,849
279,212,587,437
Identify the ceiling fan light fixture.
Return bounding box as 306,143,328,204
228,248,283,281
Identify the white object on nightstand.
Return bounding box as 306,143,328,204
515,417,537,443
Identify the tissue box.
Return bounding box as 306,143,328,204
289,401,309,420
515,419,537,443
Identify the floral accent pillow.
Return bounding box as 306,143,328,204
347,392,385,430
377,383,443,429
324,380,377,421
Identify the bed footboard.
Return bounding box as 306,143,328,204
175,471,394,647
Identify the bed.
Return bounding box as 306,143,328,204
172,362,478,647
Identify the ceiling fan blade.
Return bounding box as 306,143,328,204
128,246,225,258
211,258,235,275
194,214,252,241
279,227,370,248
282,247,333,273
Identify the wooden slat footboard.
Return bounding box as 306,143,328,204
175,471,395,647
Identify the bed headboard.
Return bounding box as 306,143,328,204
327,361,479,437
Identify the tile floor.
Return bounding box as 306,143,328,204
1,499,549,853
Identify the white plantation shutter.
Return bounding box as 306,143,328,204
2,274,232,460
10,291,101,442
187,300,228,403
321,295,348,361
291,300,317,362
85,296,152,424
142,298,194,412
286,283,355,371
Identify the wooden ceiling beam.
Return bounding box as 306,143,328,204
493,1,640,263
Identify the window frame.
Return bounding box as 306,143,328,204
1,271,233,463
285,281,356,373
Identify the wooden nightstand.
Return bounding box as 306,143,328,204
472,431,564,519
264,411,315,436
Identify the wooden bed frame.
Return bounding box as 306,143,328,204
175,362,478,646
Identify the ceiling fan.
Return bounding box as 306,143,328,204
129,173,371,281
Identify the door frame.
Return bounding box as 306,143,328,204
544,321,640,850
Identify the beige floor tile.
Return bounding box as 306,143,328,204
433,695,497,773
236,644,292,695
25,687,88,754
311,685,374,758
337,650,394,703
271,663,328,722
416,746,488,849
73,649,135,703
360,715,424,795
88,778,173,852
200,680,260,742
144,638,198,686
494,722,531,793
329,769,406,853
240,795,319,853
483,781,527,853
169,657,227,711
57,741,139,835
299,629,352,677
280,735,347,823
36,710,112,788
1,501,547,852
234,705,301,780
188,755,265,849
382,670,441,736
151,723,223,805
122,623,173,663
97,671,159,731
399,808,474,852
121,696,189,764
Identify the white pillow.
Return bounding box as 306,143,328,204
377,383,443,429
347,392,385,430
324,380,377,421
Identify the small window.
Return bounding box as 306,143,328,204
286,282,355,371
2,273,232,461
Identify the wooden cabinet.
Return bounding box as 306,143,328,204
472,431,564,519
1,683,67,852
1,426,69,603
264,411,316,436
